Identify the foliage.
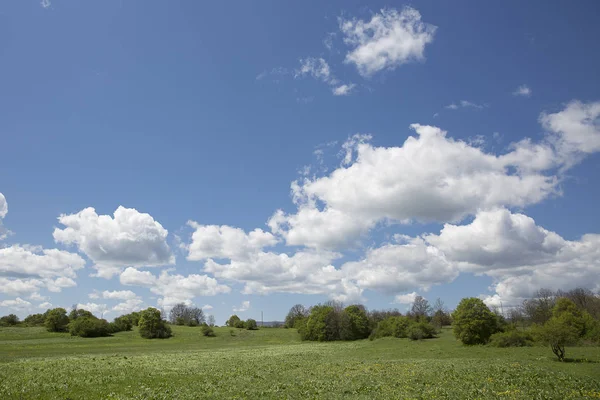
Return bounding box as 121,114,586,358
169,303,205,326
23,313,46,327
246,319,258,330
410,296,432,319
301,305,337,341
339,305,371,340
407,320,437,340
489,330,535,347
0,314,19,326
69,307,94,321
201,324,216,337
285,304,308,328
138,308,172,339
69,316,110,338
371,316,436,341
452,298,499,345
431,310,452,329
533,317,580,361
44,308,69,332
226,314,242,328
112,315,133,332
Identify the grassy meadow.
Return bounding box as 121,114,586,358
1,326,599,399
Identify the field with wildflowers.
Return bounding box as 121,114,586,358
1,326,599,399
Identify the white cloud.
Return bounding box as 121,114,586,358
445,100,485,110
112,298,144,315
340,7,436,76
323,32,336,50
272,124,559,249
77,302,108,317
513,85,532,97
38,301,52,309
120,267,231,307
0,192,7,219
0,297,32,310
41,0,50,8
202,304,213,310
233,300,250,312
53,206,174,278
91,290,140,300
0,277,43,296
29,292,47,302
186,223,278,261
296,57,337,85
394,292,418,304
333,84,356,96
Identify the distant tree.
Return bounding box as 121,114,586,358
226,315,241,328
23,313,46,327
68,307,94,321
302,305,337,341
0,314,19,326
340,305,370,340
187,307,205,326
522,288,556,325
169,303,189,325
368,309,402,329
285,304,308,328
201,324,216,337
138,308,172,339
246,319,258,330
410,296,432,319
452,298,498,345
112,315,133,332
207,315,216,327
44,308,70,332
69,316,110,337
127,311,141,326
431,298,451,329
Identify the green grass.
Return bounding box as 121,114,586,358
1,326,599,399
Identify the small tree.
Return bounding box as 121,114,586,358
138,308,172,339
534,317,579,361
0,314,20,326
246,319,258,330
226,314,241,328
44,308,69,332
452,298,498,345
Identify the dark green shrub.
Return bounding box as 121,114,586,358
69,316,110,337
489,330,534,347
234,319,246,329
372,316,411,339
112,315,133,332
44,308,70,332
0,314,19,326
409,320,437,340
339,305,370,340
138,308,172,339
23,313,46,327
246,319,258,330
452,298,499,345
201,324,216,337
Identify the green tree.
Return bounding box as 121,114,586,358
23,313,46,327
44,308,69,332
138,308,172,339
285,304,308,328
340,305,370,340
69,306,94,321
533,317,579,361
302,305,337,341
0,314,19,326
246,319,258,330
69,316,110,337
452,298,498,345
226,314,241,328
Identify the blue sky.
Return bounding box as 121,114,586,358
1,0,599,323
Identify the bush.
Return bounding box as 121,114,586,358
138,308,172,339
0,314,20,326
489,330,534,347
246,319,258,330
201,324,216,337
340,305,370,340
112,315,133,332
69,316,110,337
452,298,499,345
371,316,411,339
23,313,46,327
44,308,70,332
226,315,242,328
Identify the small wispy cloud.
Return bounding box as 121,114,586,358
445,100,486,110
41,0,51,8
256,67,290,81
513,84,532,97
332,83,356,96
233,300,250,312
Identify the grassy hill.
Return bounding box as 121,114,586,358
1,326,599,399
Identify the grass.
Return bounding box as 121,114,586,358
1,326,599,399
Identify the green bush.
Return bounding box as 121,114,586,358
112,315,133,332
69,316,110,337
138,308,172,339
0,314,20,326
23,313,46,327
246,319,258,330
201,324,216,337
489,330,534,347
44,308,70,332
226,315,242,328
452,298,499,345
339,305,370,340
371,316,412,339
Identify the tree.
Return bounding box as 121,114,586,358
340,305,370,340
0,314,19,326
285,304,308,328
23,313,46,327
69,316,110,337
69,307,94,321
226,314,241,328
44,308,69,332
246,319,258,330
301,305,338,341
207,315,215,327
112,315,133,332
522,288,555,325
410,296,432,319
431,298,451,329
169,303,189,325
138,308,172,339
534,317,579,361
452,298,498,345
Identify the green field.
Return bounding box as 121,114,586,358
1,326,599,399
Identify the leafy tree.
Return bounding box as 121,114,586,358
138,308,172,339
201,324,216,337
226,314,241,328
23,313,46,327
112,315,133,332
44,308,69,332
340,305,370,340
234,319,246,329
0,314,19,326
301,305,336,341
69,316,110,337
246,319,258,330
207,315,216,327
69,306,94,321
533,317,579,361
371,316,412,339
285,304,308,328
452,298,499,345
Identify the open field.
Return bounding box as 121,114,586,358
1,326,599,399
